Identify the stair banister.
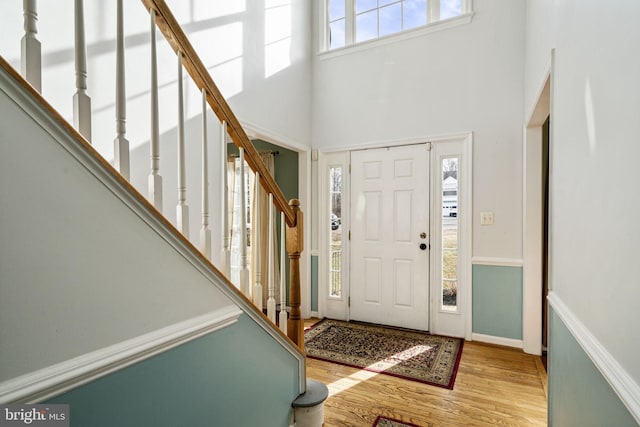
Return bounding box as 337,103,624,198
113,0,130,180
140,0,305,349
267,194,277,322
148,8,163,211
200,89,212,259
73,0,91,142
286,199,304,350
253,172,263,309
279,211,288,335
220,120,231,276
176,51,189,238
239,147,250,297
139,0,295,225
21,0,41,92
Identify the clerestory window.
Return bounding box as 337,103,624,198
324,0,472,52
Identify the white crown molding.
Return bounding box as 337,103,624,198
548,292,640,425
0,306,242,404
471,333,523,349
472,257,524,267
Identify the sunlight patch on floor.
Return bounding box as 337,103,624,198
325,345,431,396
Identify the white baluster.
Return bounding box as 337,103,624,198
239,147,250,297
21,0,41,92
220,121,231,275
73,0,91,142
176,52,189,238
267,193,277,322
253,173,263,309
113,0,130,180
148,9,162,211
279,211,287,334
200,89,212,259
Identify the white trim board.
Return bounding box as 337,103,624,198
0,306,242,404
471,333,523,349
548,292,640,425
472,257,523,267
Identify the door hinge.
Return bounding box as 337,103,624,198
349,163,351,174
348,296,351,307
348,230,351,240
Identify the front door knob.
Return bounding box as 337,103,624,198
419,243,427,250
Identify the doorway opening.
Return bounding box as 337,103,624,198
523,61,552,355
319,135,472,338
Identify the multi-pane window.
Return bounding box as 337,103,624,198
326,0,468,50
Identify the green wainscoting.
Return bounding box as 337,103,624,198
47,314,299,427
472,264,523,340
548,308,637,426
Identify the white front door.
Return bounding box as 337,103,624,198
349,144,430,330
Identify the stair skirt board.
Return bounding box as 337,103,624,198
0,306,242,403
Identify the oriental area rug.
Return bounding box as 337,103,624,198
304,319,463,389
373,415,422,427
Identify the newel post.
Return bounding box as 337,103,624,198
286,199,304,351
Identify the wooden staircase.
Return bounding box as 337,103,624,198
0,0,326,424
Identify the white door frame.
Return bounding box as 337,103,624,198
317,133,472,339
522,50,554,355
429,134,473,339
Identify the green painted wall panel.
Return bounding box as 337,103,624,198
47,314,299,427
548,308,637,426
472,264,523,339
311,256,318,312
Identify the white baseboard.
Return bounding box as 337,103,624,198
548,292,640,425
0,306,242,404
472,333,524,349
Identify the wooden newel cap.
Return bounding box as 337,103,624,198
286,199,303,253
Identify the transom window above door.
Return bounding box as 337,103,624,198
324,0,472,52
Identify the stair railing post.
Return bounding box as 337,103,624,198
21,0,41,92
113,0,130,180
73,0,92,142
200,89,212,259
253,173,263,309
279,211,288,334
176,51,189,238
220,121,230,275
286,199,304,350
239,147,250,297
148,9,162,211
267,194,276,322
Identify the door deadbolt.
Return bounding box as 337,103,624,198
420,232,427,239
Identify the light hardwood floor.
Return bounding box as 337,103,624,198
305,320,548,427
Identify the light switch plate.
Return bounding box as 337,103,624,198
480,212,494,225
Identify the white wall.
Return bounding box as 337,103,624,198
0,0,313,263
525,0,640,383
311,0,526,259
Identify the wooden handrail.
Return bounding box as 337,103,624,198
140,0,296,227
139,0,305,349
